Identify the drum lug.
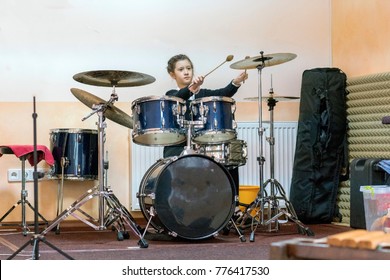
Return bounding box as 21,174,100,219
214,118,218,128
77,164,81,176
232,120,237,130
168,231,178,237
135,121,140,131
77,134,82,142
172,103,178,115
231,101,236,113
160,100,165,111
242,143,248,159
213,101,217,112
136,104,141,115
182,103,186,114
171,156,179,162
203,106,209,122
191,103,198,116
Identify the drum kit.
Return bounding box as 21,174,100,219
40,51,312,248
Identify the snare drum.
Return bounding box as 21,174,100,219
190,96,237,144
137,154,236,240
131,96,186,146
49,128,98,180
197,139,247,168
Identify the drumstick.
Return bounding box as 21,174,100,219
188,55,234,88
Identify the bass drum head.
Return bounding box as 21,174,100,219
144,154,236,240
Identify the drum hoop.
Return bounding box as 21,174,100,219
191,96,235,104
131,95,185,107
156,154,236,238
50,128,98,134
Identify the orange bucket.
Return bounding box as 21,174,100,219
238,185,260,212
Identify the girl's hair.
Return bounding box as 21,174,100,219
167,54,193,73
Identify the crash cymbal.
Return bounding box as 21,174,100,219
73,70,156,87
244,95,300,102
70,88,133,129
230,53,297,70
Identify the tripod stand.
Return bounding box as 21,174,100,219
248,92,313,240
40,93,148,248
8,97,73,260
234,53,313,241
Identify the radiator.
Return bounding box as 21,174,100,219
130,121,297,210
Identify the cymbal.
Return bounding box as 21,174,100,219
73,70,156,87
244,95,300,102
230,53,297,70
70,88,133,129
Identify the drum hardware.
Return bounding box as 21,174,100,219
71,87,134,129
41,90,148,248
188,55,234,88
54,157,68,234
231,52,313,240
181,121,198,155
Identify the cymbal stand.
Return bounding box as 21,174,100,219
236,53,266,233
237,52,313,241
241,93,314,240
41,92,148,248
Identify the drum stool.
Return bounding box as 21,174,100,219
0,145,52,235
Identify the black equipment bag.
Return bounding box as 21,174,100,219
289,67,348,224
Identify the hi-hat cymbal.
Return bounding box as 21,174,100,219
230,53,297,70
73,70,156,87
244,95,300,102
70,88,133,129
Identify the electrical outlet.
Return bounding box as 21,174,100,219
25,169,34,181
8,169,21,182
7,168,46,182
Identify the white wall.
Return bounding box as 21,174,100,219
0,0,331,103
0,0,332,220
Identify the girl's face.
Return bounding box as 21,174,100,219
169,59,194,89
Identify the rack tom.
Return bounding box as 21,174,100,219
190,96,237,144
131,96,186,146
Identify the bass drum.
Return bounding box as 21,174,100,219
138,154,237,240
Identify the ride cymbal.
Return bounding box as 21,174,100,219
70,88,133,129
73,70,156,87
230,53,297,70
244,95,300,102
